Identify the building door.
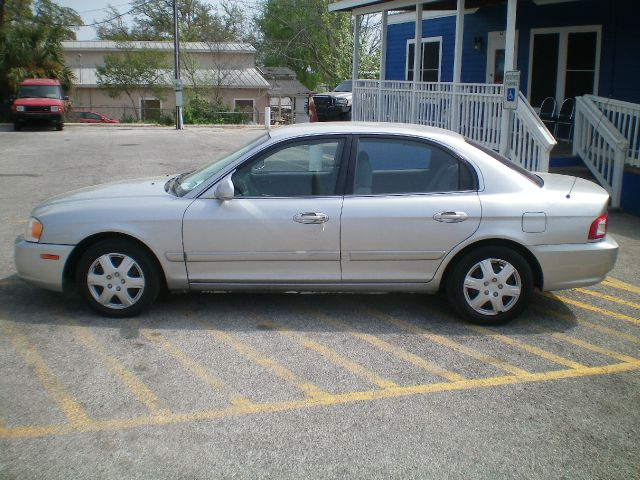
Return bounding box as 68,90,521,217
528,27,601,109
486,31,518,84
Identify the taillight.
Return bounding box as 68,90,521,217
588,213,608,240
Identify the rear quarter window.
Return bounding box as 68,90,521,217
466,139,544,187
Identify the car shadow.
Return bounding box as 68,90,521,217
0,274,579,340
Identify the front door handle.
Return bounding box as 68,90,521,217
433,211,468,223
293,212,329,224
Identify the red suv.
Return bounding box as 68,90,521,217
11,78,66,131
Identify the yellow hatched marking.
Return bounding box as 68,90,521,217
529,325,640,363
2,361,639,440
544,292,640,326
0,321,90,426
196,319,329,400
348,301,530,376
577,288,640,310
139,330,253,407
602,277,640,295
260,320,398,389
467,325,586,369
306,308,465,382
70,326,170,417
531,304,640,345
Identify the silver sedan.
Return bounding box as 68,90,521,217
14,123,618,324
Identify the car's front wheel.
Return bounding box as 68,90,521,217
446,246,533,325
76,239,161,318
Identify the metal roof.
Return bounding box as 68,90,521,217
62,41,256,53
72,67,270,89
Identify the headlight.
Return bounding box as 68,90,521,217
16,106,25,112
51,106,59,112
336,98,347,105
26,217,43,243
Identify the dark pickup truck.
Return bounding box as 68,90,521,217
311,80,352,121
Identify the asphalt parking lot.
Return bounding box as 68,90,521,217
0,124,639,479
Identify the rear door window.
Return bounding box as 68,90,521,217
352,137,477,195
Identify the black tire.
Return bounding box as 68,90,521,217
76,239,161,318
446,246,533,325
56,121,64,131
341,110,352,121
13,122,21,131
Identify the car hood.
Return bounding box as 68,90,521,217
14,97,64,106
35,176,174,210
315,91,352,99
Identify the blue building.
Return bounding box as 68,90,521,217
382,0,640,107
330,0,640,213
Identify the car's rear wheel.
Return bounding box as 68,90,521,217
446,246,533,325
76,239,160,318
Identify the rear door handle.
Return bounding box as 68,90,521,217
293,212,329,224
433,211,468,223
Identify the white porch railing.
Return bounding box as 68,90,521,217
573,96,628,208
507,92,556,172
587,95,640,168
353,80,555,172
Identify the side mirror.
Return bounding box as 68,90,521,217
214,174,235,200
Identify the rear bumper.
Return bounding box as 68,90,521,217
14,237,74,292
533,235,619,291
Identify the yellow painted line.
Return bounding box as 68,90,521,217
260,320,398,389
140,330,253,407
531,304,640,345
70,325,170,416
529,325,640,364
196,319,329,400
577,288,640,310
347,301,530,376
602,277,640,295
544,292,640,326
467,325,586,369
2,361,639,440
306,308,465,382
0,321,90,426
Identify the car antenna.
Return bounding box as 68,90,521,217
566,176,578,199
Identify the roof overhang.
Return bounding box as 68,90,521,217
330,0,582,14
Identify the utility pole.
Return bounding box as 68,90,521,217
173,0,184,129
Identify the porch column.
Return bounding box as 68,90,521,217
378,10,388,120
410,2,423,122
452,0,465,83
499,0,517,155
380,10,388,80
352,14,361,121
352,14,361,82
451,0,465,132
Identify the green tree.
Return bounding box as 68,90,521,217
96,46,169,120
256,0,379,90
96,0,252,43
0,0,81,100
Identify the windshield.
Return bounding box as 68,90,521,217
174,134,270,196
334,80,352,92
18,85,62,99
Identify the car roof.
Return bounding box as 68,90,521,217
20,78,61,86
268,122,465,143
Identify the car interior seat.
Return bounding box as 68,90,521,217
354,151,373,194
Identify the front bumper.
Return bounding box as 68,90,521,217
13,112,63,122
14,237,75,292
533,235,619,291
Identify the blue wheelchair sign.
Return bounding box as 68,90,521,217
507,88,516,102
